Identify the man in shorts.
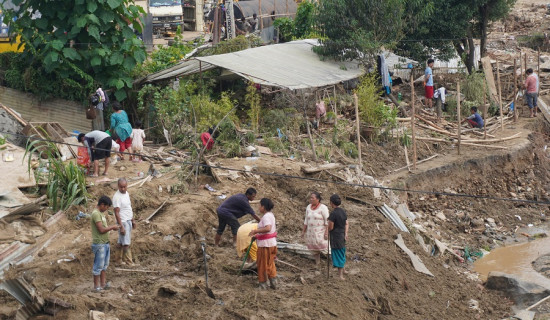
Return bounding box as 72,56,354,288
525,68,539,117
424,58,435,109
215,188,260,246
78,131,112,177
113,178,136,265
90,196,119,291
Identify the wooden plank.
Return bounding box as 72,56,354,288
481,57,499,103
144,198,169,222
301,163,343,174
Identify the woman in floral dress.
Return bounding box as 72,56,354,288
302,191,329,264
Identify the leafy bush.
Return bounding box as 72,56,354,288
273,17,295,42
356,73,397,128
273,1,317,42
245,82,261,132
339,141,358,158
197,36,262,56
0,52,91,102
217,119,242,157
463,72,486,105
25,136,88,211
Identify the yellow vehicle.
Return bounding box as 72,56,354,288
0,10,23,53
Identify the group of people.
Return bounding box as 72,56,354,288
90,178,136,291
236,14,259,35
424,58,540,129
79,102,146,177
217,188,349,290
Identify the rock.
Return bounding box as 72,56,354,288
468,299,479,310
435,211,447,221
485,272,550,307
486,218,497,228
510,192,518,198
89,310,119,320
471,218,484,228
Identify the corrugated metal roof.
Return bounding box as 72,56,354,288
144,39,365,89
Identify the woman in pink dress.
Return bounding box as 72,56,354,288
302,191,329,264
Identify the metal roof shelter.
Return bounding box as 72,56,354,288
142,39,365,90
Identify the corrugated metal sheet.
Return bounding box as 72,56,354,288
0,86,91,133
376,204,409,233
144,39,365,89
196,39,364,89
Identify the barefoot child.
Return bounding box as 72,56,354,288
91,196,119,291
249,198,277,289
328,194,348,280
130,120,145,162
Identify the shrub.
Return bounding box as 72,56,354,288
356,73,397,128
24,135,88,211
245,82,261,132
463,72,486,105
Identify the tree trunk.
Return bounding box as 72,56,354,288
466,27,476,74
479,4,489,58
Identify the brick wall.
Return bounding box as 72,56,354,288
0,86,92,133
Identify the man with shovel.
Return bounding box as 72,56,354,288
215,188,260,246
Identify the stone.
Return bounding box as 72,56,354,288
435,211,447,221
486,218,497,228
89,310,119,320
471,218,484,228
485,272,550,307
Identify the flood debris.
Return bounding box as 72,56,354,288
394,234,434,277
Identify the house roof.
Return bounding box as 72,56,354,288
142,39,365,90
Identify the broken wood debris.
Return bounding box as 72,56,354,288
144,198,169,223
301,163,343,174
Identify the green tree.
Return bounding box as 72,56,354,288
399,0,515,73
3,0,147,101
314,0,405,64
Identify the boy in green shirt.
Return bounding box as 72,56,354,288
91,196,119,291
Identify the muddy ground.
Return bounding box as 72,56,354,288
2,116,549,320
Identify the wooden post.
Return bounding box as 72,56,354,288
496,60,504,130
354,93,362,169
483,79,487,138
523,52,529,78
259,0,263,31
457,81,461,155
513,58,518,122
333,85,337,126
538,49,541,76
410,71,417,170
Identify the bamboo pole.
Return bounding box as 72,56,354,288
333,85,337,126
524,52,528,75
513,58,518,122
483,79,488,138
496,60,504,130
457,81,461,155
259,0,263,30
410,71,417,170
354,93,362,169
538,49,541,77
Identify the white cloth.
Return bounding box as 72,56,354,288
131,129,146,151
257,212,276,248
113,190,133,222
534,73,540,93
434,87,446,104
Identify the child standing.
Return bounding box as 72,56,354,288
130,120,146,162
91,196,119,292
249,198,277,290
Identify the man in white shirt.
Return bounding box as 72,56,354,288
113,178,136,265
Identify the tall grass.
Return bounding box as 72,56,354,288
24,133,88,211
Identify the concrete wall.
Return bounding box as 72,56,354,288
0,86,92,133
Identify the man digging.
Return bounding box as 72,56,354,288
113,178,136,265
215,188,260,246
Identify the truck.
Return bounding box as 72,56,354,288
149,0,203,34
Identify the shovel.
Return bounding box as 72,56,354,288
238,238,255,275
200,242,215,299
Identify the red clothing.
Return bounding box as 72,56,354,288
525,75,537,93
116,137,132,152
425,86,434,99
200,132,214,150
257,246,277,283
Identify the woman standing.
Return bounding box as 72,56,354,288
249,198,278,290
110,101,133,160
302,192,329,264
328,194,348,280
